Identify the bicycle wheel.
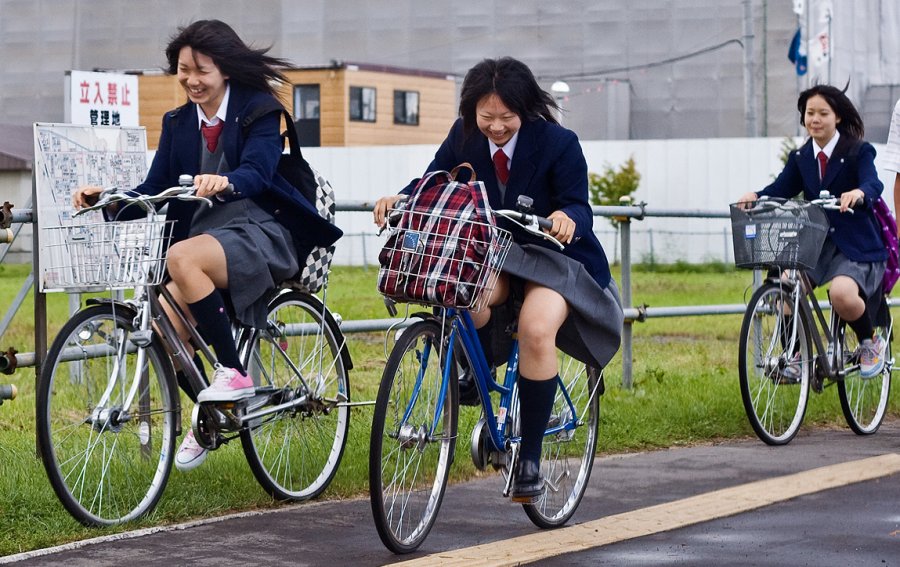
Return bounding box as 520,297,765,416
369,318,458,554
36,304,177,526
239,290,350,500
837,321,892,434
521,354,600,528
738,282,811,445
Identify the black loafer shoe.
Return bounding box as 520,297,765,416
511,458,544,502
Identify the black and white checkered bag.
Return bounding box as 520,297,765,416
287,167,336,293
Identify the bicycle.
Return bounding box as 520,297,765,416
369,195,602,553
731,195,893,446
36,177,352,526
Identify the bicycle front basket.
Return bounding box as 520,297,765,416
730,199,829,270
42,219,175,292
377,208,513,311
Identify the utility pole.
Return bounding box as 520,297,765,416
743,0,758,137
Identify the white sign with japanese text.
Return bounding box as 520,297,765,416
65,70,139,127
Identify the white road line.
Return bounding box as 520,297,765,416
394,453,900,567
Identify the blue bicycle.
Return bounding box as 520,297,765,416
369,199,602,553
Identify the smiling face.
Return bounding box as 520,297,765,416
475,93,521,147
803,94,841,147
177,46,228,120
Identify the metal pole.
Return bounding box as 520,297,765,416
32,171,46,455
619,216,633,389
743,0,758,137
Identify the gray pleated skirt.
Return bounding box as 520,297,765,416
499,243,624,370
808,238,885,299
189,199,298,328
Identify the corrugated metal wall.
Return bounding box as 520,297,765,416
1,0,896,142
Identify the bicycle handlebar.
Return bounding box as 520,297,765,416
494,209,564,250
747,193,855,215
74,174,234,217
381,195,564,249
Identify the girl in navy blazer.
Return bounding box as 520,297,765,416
375,57,623,502
738,84,886,378
74,20,341,471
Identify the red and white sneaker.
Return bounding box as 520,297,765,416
197,366,255,403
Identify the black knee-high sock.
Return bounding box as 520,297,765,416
517,375,558,464
188,290,244,372
847,313,875,344
175,353,208,403
475,313,495,367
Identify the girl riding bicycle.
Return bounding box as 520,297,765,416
737,84,886,379
73,20,342,471
374,57,623,502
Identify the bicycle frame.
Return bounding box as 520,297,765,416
408,308,584,454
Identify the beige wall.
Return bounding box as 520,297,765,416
138,67,456,149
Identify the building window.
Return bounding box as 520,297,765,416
394,90,419,125
349,86,376,122
293,84,320,119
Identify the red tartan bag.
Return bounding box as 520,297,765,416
377,163,511,310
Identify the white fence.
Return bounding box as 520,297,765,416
301,137,896,266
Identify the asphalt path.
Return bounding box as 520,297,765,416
3,421,898,566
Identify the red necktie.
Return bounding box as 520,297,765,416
817,151,828,182
201,121,224,153
493,149,509,185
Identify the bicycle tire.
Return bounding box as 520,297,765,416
369,318,458,554
239,290,350,500
36,304,177,526
837,320,892,435
738,282,811,445
520,355,600,528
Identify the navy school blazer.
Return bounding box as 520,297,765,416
758,136,885,263
403,118,612,287
128,82,342,250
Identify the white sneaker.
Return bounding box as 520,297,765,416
197,366,255,403
175,431,208,472
859,335,887,378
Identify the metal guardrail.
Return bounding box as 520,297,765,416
1,198,747,388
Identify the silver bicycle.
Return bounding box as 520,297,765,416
36,178,352,525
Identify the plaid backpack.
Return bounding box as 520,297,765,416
377,164,503,309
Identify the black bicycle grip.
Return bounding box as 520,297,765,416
536,216,553,231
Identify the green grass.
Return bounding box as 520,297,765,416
0,263,897,556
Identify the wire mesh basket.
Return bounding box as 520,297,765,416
42,218,175,292
730,199,829,270
377,208,513,311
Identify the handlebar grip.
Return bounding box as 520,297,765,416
221,183,236,197
536,217,553,231
0,384,16,401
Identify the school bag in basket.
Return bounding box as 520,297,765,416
377,163,504,309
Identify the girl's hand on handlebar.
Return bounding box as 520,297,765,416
839,188,865,213
72,185,105,209
193,174,230,199
373,194,404,228
546,210,575,244
736,192,759,208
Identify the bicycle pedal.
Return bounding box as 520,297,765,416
510,494,542,504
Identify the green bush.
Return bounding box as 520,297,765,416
588,156,641,226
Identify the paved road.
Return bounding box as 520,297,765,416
3,421,898,566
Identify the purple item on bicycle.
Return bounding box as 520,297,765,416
872,196,899,294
